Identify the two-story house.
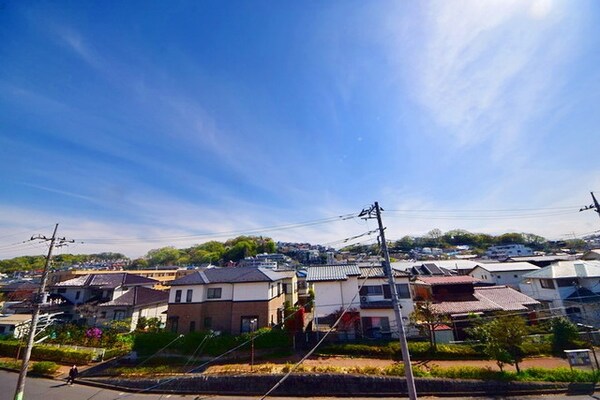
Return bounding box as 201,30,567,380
306,264,415,339
49,273,160,323
519,260,600,327
166,267,296,334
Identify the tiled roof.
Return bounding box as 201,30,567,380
359,266,409,279
431,286,539,315
0,281,40,292
473,262,540,272
52,273,157,289
522,261,600,279
306,264,361,282
98,286,168,307
170,267,283,286
414,276,480,286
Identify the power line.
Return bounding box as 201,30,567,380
79,213,358,244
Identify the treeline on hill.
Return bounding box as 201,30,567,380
0,236,276,273
130,236,277,269
343,229,588,255
0,253,127,273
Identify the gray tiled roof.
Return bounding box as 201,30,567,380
307,264,361,282
52,273,157,289
170,267,282,286
359,266,408,279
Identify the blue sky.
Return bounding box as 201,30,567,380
1,0,600,258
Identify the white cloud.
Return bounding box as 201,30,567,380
403,1,579,155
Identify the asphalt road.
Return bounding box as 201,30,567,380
0,371,598,400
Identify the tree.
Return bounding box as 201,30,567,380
550,317,581,354
467,314,529,372
409,301,450,351
146,247,181,266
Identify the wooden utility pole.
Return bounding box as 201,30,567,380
13,224,72,400
360,202,418,400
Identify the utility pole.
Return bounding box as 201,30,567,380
13,224,73,400
579,192,600,222
360,202,418,400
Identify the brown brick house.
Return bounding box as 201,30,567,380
166,267,296,335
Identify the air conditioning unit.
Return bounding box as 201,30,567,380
360,296,368,303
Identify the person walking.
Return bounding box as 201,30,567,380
67,365,78,385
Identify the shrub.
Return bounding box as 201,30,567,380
31,361,59,375
0,360,21,370
32,345,94,364
517,367,599,383
0,341,94,364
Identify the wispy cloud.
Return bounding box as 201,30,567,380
404,0,581,155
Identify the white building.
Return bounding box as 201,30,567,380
519,261,600,327
307,264,415,339
468,262,540,289
486,244,533,259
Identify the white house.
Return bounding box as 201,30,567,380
519,261,600,327
307,264,415,339
468,262,540,289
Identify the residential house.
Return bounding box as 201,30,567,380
412,276,539,340
519,261,600,327
468,262,540,289
48,268,183,290
166,267,296,335
94,286,168,331
306,264,415,339
49,273,159,323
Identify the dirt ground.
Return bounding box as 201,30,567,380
202,354,593,374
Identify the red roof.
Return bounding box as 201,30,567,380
414,276,480,286
430,286,539,315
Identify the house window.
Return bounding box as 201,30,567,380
514,275,518,278
359,285,383,296
100,311,106,319
497,275,501,279
169,317,179,333
204,317,212,329
175,290,182,303
540,279,555,289
186,289,193,303
556,279,576,287
114,310,126,320
75,291,81,300
207,288,222,299
241,316,258,333
395,284,411,299
189,321,196,333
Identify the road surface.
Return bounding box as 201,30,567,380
0,370,598,400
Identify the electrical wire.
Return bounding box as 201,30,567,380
80,214,358,245
259,262,382,399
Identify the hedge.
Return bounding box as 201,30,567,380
31,361,59,375
317,342,481,360
0,341,94,364
318,340,553,360
133,329,291,357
